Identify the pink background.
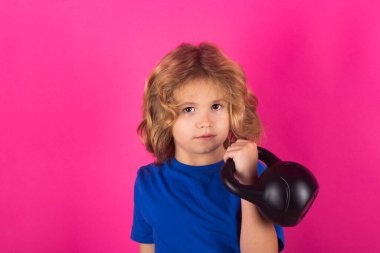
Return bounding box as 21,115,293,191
1,0,379,252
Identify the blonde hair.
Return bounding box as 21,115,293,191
138,42,263,165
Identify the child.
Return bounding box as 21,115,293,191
131,43,285,253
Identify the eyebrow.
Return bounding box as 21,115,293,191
178,99,227,106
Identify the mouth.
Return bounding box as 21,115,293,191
195,134,216,139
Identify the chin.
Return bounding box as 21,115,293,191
196,145,224,155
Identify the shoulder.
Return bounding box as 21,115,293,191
133,163,158,198
133,161,170,203
135,162,160,183
135,161,169,184
137,163,156,176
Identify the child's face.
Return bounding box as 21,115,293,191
172,79,230,164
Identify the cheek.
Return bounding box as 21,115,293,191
173,117,187,128
172,121,180,136
172,118,189,137
217,114,230,134
221,113,230,126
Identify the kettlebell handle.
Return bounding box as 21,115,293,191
221,147,277,203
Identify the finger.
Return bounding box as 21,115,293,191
235,139,249,144
226,146,243,152
228,142,246,148
229,141,256,151
224,149,238,162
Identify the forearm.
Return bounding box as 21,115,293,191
140,243,155,253
240,199,278,253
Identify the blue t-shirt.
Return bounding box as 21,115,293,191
131,158,285,252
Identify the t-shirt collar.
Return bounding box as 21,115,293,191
168,157,224,173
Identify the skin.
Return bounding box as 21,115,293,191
140,79,277,253
172,79,230,166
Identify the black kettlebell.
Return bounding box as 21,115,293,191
221,147,319,227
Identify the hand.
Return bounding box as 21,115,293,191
224,139,258,185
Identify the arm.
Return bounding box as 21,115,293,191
240,199,278,253
132,170,155,253
140,243,155,253
224,140,278,253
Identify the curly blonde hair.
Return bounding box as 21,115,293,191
138,42,263,165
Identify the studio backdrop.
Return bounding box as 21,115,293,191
1,0,379,252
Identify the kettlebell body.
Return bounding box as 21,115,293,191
220,147,319,227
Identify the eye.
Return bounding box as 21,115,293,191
211,104,223,110
183,107,195,113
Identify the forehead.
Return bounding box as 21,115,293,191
174,79,227,102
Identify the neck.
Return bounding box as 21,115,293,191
174,148,225,166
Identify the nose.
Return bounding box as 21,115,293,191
197,112,213,128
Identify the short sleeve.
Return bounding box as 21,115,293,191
258,161,286,252
274,224,285,252
130,170,154,243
